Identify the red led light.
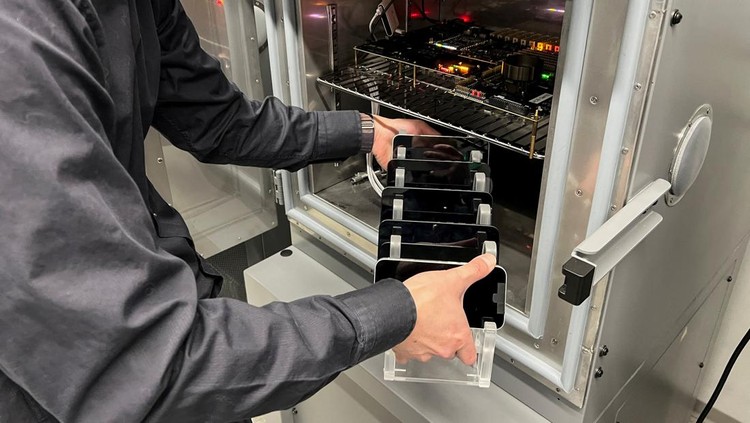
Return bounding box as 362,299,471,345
458,14,471,23
215,0,224,6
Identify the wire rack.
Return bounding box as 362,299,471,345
317,55,550,159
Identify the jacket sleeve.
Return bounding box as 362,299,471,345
0,1,415,422
151,0,362,171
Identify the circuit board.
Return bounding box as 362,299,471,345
355,20,560,117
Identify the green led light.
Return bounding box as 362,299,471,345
541,72,553,81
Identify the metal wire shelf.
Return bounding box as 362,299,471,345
318,56,549,159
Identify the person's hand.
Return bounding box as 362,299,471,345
393,254,496,366
371,115,440,168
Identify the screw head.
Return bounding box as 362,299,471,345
575,189,583,197
589,96,599,105
156,157,164,164
649,11,658,19
534,342,540,349
551,338,559,346
599,345,610,357
699,362,705,368
634,83,643,91
670,9,683,26
594,367,604,378
727,276,734,282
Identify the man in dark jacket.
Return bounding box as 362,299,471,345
0,0,494,421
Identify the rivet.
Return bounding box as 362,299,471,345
599,345,609,357
250,37,256,42
255,79,260,84
594,367,604,378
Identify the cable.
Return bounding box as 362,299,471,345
409,0,440,24
696,326,750,423
366,152,384,197
368,0,397,41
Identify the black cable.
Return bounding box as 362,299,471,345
696,327,750,423
409,0,440,24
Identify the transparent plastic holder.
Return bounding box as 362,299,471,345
383,322,497,388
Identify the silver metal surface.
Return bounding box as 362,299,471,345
257,0,750,419
575,179,670,256
667,104,713,206
581,0,750,417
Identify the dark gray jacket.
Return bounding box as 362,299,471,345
0,0,415,421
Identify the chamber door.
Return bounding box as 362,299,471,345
145,0,277,258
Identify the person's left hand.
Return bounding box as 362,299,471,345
371,115,440,168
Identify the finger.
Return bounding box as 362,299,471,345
456,335,478,366
444,254,496,290
415,121,441,135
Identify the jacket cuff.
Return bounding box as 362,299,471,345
314,110,363,161
336,279,416,363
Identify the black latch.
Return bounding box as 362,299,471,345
558,257,596,306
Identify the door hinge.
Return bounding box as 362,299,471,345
273,170,284,205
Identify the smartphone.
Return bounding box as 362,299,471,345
387,159,492,190
392,135,488,163
377,220,499,250
380,187,493,223
378,242,483,262
375,258,506,328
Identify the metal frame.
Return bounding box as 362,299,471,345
250,0,750,419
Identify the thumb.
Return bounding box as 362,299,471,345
445,254,496,291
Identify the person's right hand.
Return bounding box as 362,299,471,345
393,254,496,366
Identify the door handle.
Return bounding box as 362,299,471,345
558,179,672,305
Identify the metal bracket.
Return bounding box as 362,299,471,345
389,234,402,258
473,172,488,192
395,146,407,159
482,240,498,262
392,198,404,220
558,179,671,305
273,170,284,205
476,203,492,225
470,150,484,163
394,168,406,188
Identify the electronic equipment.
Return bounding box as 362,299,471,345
380,187,493,223
375,258,506,328
226,0,750,420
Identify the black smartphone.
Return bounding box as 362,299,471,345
392,135,488,163
378,242,483,262
375,258,506,328
387,159,492,190
377,220,499,250
380,187,493,223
